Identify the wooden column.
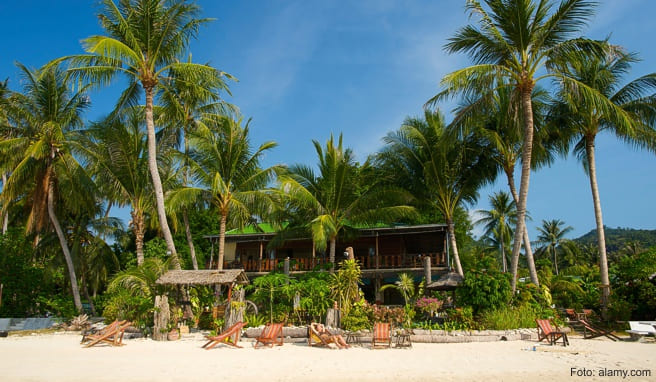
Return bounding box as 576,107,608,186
153,295,170,341
224,287,245,332
258,240,263,272
423,256,432,284
375,233,380,269
284,257,290,276
374,276,383,304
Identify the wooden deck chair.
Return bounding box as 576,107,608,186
536,319,569,346
80,320,122,344
202,321,247,350
578,319,621,341
308,323,337,348
83,321,132,348
371,322,392,349
254,322,284,348
564,309,578,321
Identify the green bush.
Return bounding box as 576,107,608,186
479,304,540,330
102,289,153,329
456,269,511,314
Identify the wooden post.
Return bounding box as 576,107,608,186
325,301,341,328
153,295,170,341
375,233,380,269
345,247,354,260
258,240,263,272
374,276,383,304
423,256,432,285
284,257,290,276
209,240,215,269
224,288,245,332
0,283,3,309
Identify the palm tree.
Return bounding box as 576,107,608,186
59,0,230,269
279,134,415,272
379,272,424,307
0,64,94,312
379,110,496,276
0,78,11,234
535,219,573,275
158,65,236,270
475,191,517,272
73,109,157,265
550,46,656,310
451,82,555,285
167,117,279,270
429,0,602,291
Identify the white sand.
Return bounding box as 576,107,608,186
0,332,654,381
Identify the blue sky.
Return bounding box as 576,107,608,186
1,0,655,240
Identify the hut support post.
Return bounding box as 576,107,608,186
224,287,245,332
423,256,432,285
153,295,170,341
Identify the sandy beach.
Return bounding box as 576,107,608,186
0,332,653,382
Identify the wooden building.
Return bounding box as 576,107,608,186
204,224,450,304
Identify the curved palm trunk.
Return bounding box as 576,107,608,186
144,86,180,270
47,177,83,312
183,209,198,270
505,168,539,286
329,237,336,273
585,137,610,313
510,87,535,292
131,208,145,266
217,212,227,270
446,220,463,277
1,172,8,234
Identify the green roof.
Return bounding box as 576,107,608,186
225,223,279,235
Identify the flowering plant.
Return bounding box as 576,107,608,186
415,297,442,316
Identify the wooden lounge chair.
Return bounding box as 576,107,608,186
371,322,392,349
202,321,248,350
80,319,123,344
578,319,621,341
83,321,132,348
564,309,578,321
254,322,284,348
308,323,342,348
536,319,569,346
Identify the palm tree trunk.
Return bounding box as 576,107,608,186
182,135,198,270
553,247,559,275
217,212,227,270
505,168,539,286
47,176,83,312
500,241,507,272
1,172,7,235
81,276,97,316
585,137,610,313
446,220,463,277
329,237,336,273
510,87,535,292
183,209,198,270
131,208,145,266
144,86,180,270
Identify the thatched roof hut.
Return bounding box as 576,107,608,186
156,270,249,286
426,272,463,291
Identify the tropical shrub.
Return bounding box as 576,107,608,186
248,272,290,323
456,269,511,314
611,248,656,320
329,259,363,316
415,297,442,317
479,304,541,330
341,299,372,331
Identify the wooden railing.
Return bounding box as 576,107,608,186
225,253,445,272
